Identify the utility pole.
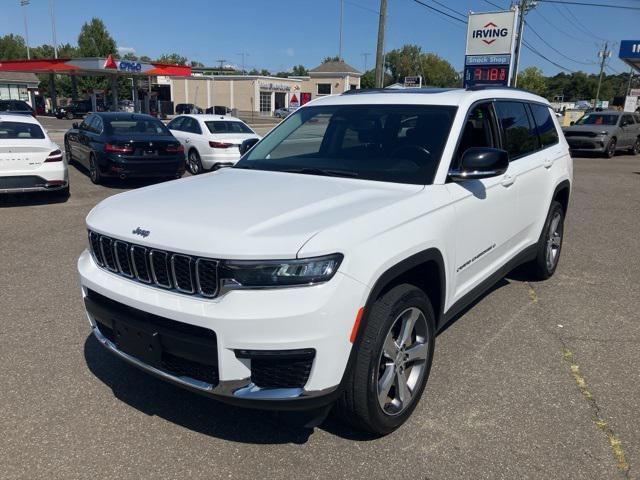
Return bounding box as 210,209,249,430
49,0,58,58
374,0,387,88
626,66,634,96
362,52,371,72
20,0,31,60
511,0,535,87
216,59,227,71
338,0,344,60
237,52,249,75
595,42,610,106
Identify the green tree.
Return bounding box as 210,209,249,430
323,55,340,63
140,55,152,62
157,53,188,65
420,53,459,87
122,52,138,61
0,34,27,60
291,64,308,76
517,66,547,95
77,18,116,57
384,45,459,87
190,60,205,67
260,69,271,76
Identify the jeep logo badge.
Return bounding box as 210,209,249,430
132,227,150,238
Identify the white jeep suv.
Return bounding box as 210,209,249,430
78,87,572,435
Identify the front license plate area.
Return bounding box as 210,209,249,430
114,320,162,366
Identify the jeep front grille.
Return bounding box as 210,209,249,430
88,231,219,298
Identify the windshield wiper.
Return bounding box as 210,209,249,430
282,167,359,178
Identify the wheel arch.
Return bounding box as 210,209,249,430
552,179,571,214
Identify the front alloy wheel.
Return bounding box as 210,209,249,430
377,307,429,416
605,138,616,158
630,138,640,155
337,284,435,435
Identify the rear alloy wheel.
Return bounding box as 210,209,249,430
66,111,74,120
605,138,617,158
629,138,640,155
187,149,204,175
89,154,101,185
337,284,435,435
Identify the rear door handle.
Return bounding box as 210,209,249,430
543,158,554,169
501,174,516,187
185,139,190,144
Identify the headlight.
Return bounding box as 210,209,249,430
599,131,609,136
219,254,343,288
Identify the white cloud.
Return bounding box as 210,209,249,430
117,46,136,55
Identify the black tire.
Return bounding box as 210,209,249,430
337,284,435,436
89,154,101,185
629,137,640,155
64,140,74,165
187,149,203,175
66,111,74,120
605,137,616,158
524,200,565,280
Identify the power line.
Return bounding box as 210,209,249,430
344,0,380,14
551,3,608,41
525,20,596,65
532,7,591,43
483,0,508,10
522,40,577,73
536,0,640,11
411,0,467,24
429,0,466,19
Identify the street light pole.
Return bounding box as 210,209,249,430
20,0,31,60
374,0,387,88
338,0,344,60
49,0,58,58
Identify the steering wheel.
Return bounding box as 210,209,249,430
389,145,431,169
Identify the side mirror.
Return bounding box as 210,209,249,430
72,122,79,129
239,137,260,155
570,121,575,126
449,147,509,182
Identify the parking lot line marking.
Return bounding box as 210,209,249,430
561,349,630,476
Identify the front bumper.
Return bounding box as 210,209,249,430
566,137,608,152
78,249,368,408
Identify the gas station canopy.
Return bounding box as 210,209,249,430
619,41,640,73
0,55,191,76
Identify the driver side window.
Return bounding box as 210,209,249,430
452,102,498,170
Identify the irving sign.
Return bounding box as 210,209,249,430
466,11,517,56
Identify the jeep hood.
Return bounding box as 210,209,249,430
86,168,423,259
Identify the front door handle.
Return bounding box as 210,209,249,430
501,174,516,187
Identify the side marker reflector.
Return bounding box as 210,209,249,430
349,307,364,343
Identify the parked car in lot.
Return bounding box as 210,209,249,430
55,100,93,120
175,103,202,115
205,106,232,115
0,113,68,195
274,106,297,118
167,114,261,174
0,99,35,117
64,112,185,184
562,110,640,158
78,87,572,435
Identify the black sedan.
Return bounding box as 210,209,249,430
64,112,185,185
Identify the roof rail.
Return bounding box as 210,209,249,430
342,87,458,95
465,85,532,93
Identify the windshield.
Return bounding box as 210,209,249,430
205,121,253,134
0,121,45,139
235,104,457,185
576,114,619,126
104,118,170,136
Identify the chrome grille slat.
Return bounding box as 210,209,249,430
88,230,218,298
150,250,172,289
114,240,133,278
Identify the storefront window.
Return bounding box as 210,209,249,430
259,91,271,112
317,83,331,95
0,84,29,100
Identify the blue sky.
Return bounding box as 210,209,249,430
0,0,637,75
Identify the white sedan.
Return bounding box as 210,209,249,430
167,114,261,174
0,113,68,195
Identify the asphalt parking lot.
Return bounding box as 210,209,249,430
1,124,639,479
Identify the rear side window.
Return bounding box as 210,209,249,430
205,121,253,134
622,114,635,126
183,117,202,134
495,101,539,159
167,117,185,131
0,121,45,139
529,104,559,148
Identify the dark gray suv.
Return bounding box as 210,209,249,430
563,111,640,158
